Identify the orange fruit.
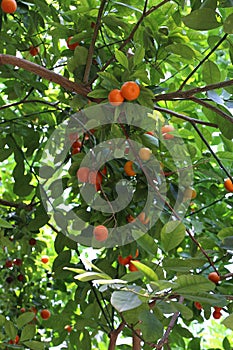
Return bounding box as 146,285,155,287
129,260,139,272
71,147,81,155
208,272,220,284
29,46,40,56
1,0,17,13
64,325,72,332
40,309,51,320
213,311,222,319
124,160,136,176
126,214,135,223
118,255,132,266
108,89,124,106
66,36,79,50
41,255,49,264
183,187,197,201
194,302,202,310
214,306,222,312
224,178,233,192
138,147,152,161
120,81,140,101
93,225,108,241
161,125,175,140
76,167,90,183
138,212,150,225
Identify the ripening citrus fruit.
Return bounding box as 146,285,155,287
1,0,17,13
224,178,233,192
29,46,40,56
120,81,140,101
118,255,132,265
208,272,220,284
183,187,197,201
129,260,139,272
66,36,79,50
138,212,150,225
194,301,202,310
76,167,90,183
40,309,51,320
108,89,124,106
213,310,222,319
93,225,108,241
161,125,175,140
138,147,152,161
124,160,136,176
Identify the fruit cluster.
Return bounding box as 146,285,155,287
118,249,139,272
108,81,140,106
76,167,103,191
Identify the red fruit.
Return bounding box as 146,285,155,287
20,307,26,313
208,272,220,284
1,0,17,14
30,306,38,314
194,302,202,310
71,147,81,155
93,225,108,242
214,306,222,312
161,125,175,140
128,260,139,272
100,166,107,176
6,276,14,283
41,255,49,264
29,46,40,56
224,178,233,192
13,258,22,266
66,36,79,50
118,255,132,266
17,274,24,282
64,325,72,333
89,171,103,190
8,335,19,344
120,81,140,101
29,238,37,246
213,311,222,319
126,214,136,223
68,132,78,143
76,167,90,183
40,309,51,320
5,260,13,268
72,140,82,149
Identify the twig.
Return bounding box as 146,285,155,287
185,195,227,217
156,296,184,350
0,54,90,97
0,99,62,111
179,34,228,91
154,105,218,128
83,0,107,83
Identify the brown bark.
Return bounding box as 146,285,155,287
132,329,141,350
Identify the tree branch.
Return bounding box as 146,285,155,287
133,329,141,350
0,54,90,97
179,34,228,91
83,0,107,84
108,321,126,350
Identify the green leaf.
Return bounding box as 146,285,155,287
17,312,35,328
166,43,195,59
161,221,186,252
22,340,45,350
223,14,233,33
111,289,142,312
132,231,157,255
0,218,13,228
115,50,128,69
134,46,145,66
222,313,233,330
173,275,214,293
163,257,206,272
20,324,36,342
130,261,158,282
182,9,222,30
139,310,163,342
218,227,233,239
202,60,221,84
0,315,5,326
74,272,110,282
87,89,108,98
5,320,17,339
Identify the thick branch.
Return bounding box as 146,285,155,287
83,0,107,84
133,329,141,350
0,54,90,97
154,79,233,102
108,322,126,350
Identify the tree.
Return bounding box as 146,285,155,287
0,0,233,349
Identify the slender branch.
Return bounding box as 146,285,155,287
154,105,218,128
0,99,62,111
133,329,141,350
185,195,227,217
189,96,233,124
108,321,126,350
191,123,233,182
96,0,170,77
0,54,90,97
83,0,107,83
179,34,228,91
156,296,184,350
